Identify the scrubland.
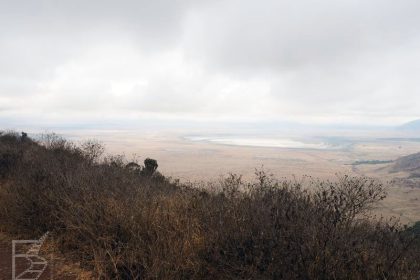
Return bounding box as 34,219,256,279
0,132,419,279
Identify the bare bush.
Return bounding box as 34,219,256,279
0,131,418,279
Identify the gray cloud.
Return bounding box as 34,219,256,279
0,0,419,128
183,0,420,70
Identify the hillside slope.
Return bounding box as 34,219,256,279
1,131,419,279
392,152,420,173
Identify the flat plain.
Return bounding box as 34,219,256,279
66,130,420,224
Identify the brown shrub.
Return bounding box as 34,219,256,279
0,131,419,279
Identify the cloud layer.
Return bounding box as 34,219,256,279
1,0,420,128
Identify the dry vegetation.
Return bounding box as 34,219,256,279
0,131,419,279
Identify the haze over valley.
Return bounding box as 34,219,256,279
1,0,420,278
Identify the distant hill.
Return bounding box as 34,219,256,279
399,119,420,131
392,152,420,173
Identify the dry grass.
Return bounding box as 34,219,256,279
0,131,419,279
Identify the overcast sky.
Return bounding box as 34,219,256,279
1,0,420,130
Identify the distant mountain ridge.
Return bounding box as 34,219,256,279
392,152,420,173
399,119,420,131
